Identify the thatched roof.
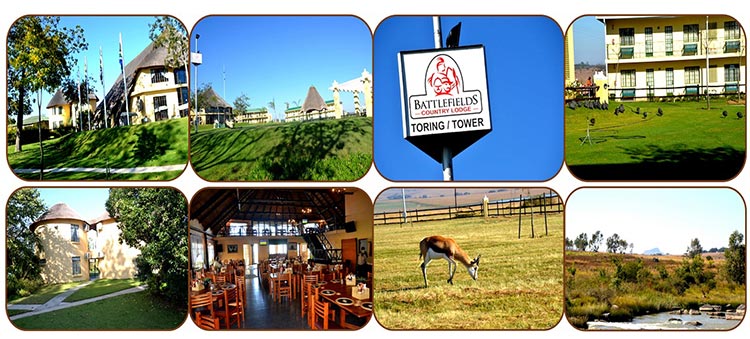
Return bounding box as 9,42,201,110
47,89,98,108
94,38,177,125
301,86,327,113
30,203,87,231
203,86,231,108
87,211,114,226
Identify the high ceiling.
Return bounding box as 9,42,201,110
190,188,348,236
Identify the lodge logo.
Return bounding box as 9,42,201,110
409,54,483,119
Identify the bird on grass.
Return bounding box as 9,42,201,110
642,112,648,119
738,112,744,119
567,101,577,110
632,107,641,115
722,110,728,118
656,107,663,117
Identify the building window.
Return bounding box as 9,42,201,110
174,68,187,84
72,256,81,276
150,68,168,83
725,21,740,40
666,68,674,93
153,95,168,121
725,64,740,83
684,24,700,43
665,26,673,56
177,87,189,105
645,27,654,57
621,70,636,88
70,224,79,242
685,66,701,85
619,28,635,46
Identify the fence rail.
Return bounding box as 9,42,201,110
374,192,563,225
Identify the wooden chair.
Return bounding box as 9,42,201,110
304,274,319,285
214,274,227,285
275,273,292,303
310,292,341,330
190,292,220,330
234,276,246,319
300,281,313,326
215,287,241,329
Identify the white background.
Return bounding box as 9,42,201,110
1,1,747,338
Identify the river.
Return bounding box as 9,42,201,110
587,311,741,330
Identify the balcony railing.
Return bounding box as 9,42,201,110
607,38,745,60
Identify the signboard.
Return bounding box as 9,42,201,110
191,52,202,65
398,45,492,162
399,45,491,138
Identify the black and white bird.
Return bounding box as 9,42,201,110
642,112,648,119
446,22,462,48
656,107,663,117
722,110,728,118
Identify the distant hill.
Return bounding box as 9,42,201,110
643,248,663,255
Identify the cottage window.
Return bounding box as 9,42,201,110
151,68,168,83
174,68,187,84
725,64,740,83
725,21,740,40
665,26,673,56
684,24,699,43
666,68,674,93
621,70,636,88
177,87,189,105
153,96,168,121
72,256,81,276
70,224,80,242
645,27,654,57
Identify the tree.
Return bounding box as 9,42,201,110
685,238,704,258
105,188,187,306
267,99,276,121
7,16,87,151
590,230,603,252
149,16,189,120
6,188,47,298
724,230,745,285
606,233,628,253
565,237,574,251
233,93,251,118
574,233,589,251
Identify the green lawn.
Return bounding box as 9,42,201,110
8,281,85,305
64,278,143,302
8,118,189,180
11,291,186,330
374,214,564,329
190,116,372,181
566,99,745,180
8,309,32,316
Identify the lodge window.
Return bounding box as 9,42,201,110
621,70,636,88
685,66,701,85
666,68,674,93
177,87,189,105
70,224,80,242
619,28,634,46
153,95,168,121
174,68,187,84
684,24,699,43
725,64,740,83
665,26,673,56
725,21,740,40
151,68,168,83
72,256,81,276
645,27,653,57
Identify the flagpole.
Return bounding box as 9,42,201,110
85,56,90,130
77,67,83,131
119,32,130,126
100,46,108,128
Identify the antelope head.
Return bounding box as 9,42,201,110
467,254,482,280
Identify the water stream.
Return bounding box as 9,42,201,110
587,311,741,330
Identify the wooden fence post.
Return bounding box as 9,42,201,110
517,195,522,239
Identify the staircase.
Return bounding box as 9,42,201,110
300,228,342,264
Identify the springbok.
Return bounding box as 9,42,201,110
419,235,481,288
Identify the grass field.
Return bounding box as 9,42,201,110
10,291,186,330
64,278,143,302
8,281,85,304
190,116,372,181
566,99,745,180
8,118,188,180
565,251,746,329
374,215,563,329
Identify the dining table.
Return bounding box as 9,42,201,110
314,279,373,329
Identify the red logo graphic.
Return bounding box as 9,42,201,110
427,56,460,96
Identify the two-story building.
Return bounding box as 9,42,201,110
46,89,98,130
600,16,745,101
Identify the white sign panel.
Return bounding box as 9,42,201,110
399,45,491,138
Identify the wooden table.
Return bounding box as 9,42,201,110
316,281,372,329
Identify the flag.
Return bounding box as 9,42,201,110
119,32,124,71
99,46,104,82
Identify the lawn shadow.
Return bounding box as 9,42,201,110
569,145,745,180
190,128,269,173
378,286,427,293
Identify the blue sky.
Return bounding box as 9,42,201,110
191,16,372,120
566,188,745,255
27,16,162,118
374,16,564,181
572,16,606,65
37,188,111,220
